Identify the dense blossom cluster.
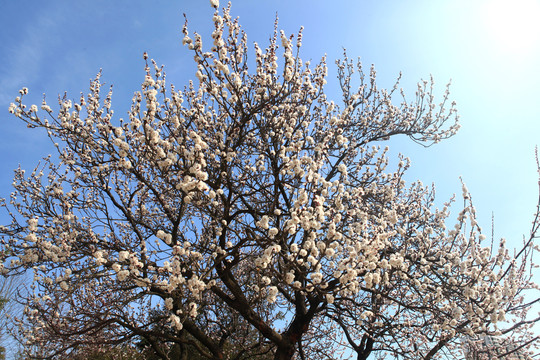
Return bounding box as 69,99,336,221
2,1,539,359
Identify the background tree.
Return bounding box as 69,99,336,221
1,1,539,359
0,274,24,360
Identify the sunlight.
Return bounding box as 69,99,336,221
481,0,540,56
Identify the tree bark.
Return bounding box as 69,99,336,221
274,345,295,360
357,334,374,360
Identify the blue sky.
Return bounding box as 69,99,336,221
0,0,539,348
2,0,539,251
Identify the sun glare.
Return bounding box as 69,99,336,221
482,0,540,56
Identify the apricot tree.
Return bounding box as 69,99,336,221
2,1,538,359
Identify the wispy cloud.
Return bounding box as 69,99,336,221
0,5,61,107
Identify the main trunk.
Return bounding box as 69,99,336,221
274,346,295,360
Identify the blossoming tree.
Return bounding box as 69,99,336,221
2,1,539,359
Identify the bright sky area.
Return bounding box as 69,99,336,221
0,0,539,354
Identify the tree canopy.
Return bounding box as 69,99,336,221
1,1,539,359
